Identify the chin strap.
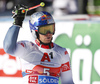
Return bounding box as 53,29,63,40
38,38,52,49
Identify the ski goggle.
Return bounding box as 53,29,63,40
38,24,55,35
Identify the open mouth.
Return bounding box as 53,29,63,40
47,37,51,39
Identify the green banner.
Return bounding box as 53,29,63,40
54,22,100,84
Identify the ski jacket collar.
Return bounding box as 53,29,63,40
35,40,54,49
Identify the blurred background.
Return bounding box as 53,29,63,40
0,0,100,16
0,0,100,84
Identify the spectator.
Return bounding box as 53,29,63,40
53,0,78,16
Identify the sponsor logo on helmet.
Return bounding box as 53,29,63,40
41,15,51,21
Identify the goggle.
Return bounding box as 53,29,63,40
38,24,55,35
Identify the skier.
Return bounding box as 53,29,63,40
3,4,74,84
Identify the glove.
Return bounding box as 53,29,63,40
12,4,28,27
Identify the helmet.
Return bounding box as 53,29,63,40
29,11,55,39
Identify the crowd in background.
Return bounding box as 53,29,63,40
0,0,100,16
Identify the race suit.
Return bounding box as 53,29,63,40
3,25,74,84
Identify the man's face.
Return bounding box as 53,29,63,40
39,33,53,43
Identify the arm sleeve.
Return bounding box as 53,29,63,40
3,25,20,54
3,25,36,58
60,48,74,84
3,25,27,57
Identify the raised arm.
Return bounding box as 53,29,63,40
3,4,27,54
3,25,20,54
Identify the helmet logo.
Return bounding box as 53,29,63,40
41,14,51,21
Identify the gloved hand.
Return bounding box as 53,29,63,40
12,4,28,27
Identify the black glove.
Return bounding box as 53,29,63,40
12,4,28,27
